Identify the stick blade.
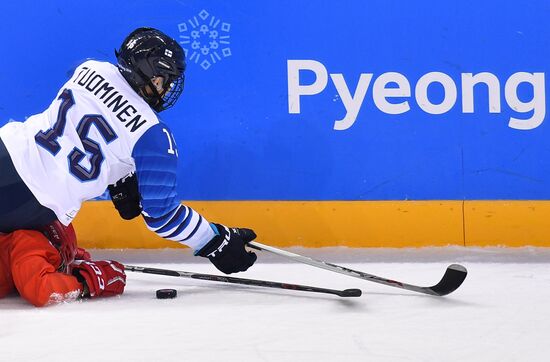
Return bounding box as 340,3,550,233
340,288,362,297
429,264,467,296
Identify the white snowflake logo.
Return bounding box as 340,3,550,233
178,9,232,70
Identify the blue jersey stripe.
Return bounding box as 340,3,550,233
143,206,179,230
165,208,194,239
155,205,188,234
180,215,204,242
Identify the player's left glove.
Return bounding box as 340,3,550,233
196,223,257,274
74,247,91,261
71,260,127,298
41,221,77,272
108,172,142,220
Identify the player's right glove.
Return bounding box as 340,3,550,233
108,172,142,220
71,260,126,298
196,223,258,274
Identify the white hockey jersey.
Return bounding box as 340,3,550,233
0,60,214,250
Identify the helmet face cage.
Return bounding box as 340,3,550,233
159,72,185,110
116,27,186,112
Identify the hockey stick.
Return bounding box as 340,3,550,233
124,264,362,298
247,241,467,296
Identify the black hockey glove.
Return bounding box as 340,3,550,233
108,173,142,220
197,223,258,274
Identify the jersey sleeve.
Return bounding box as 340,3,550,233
9,230,83,307
132,123,215,251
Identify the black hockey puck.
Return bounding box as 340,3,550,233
156,289,177,299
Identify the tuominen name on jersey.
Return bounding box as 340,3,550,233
73,66,148,132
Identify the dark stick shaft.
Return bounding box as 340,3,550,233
247,241,467,296
124,265,361,298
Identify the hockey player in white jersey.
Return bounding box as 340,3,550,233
0,27,257,275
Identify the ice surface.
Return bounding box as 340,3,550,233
1,247,550,361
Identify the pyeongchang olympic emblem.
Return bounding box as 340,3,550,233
178,10,232,70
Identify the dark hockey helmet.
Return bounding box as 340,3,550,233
115,27,186,112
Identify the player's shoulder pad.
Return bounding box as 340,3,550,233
132,122,179,159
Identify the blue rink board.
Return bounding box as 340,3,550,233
0,1,548,200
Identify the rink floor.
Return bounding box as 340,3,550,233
1,247,550,361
